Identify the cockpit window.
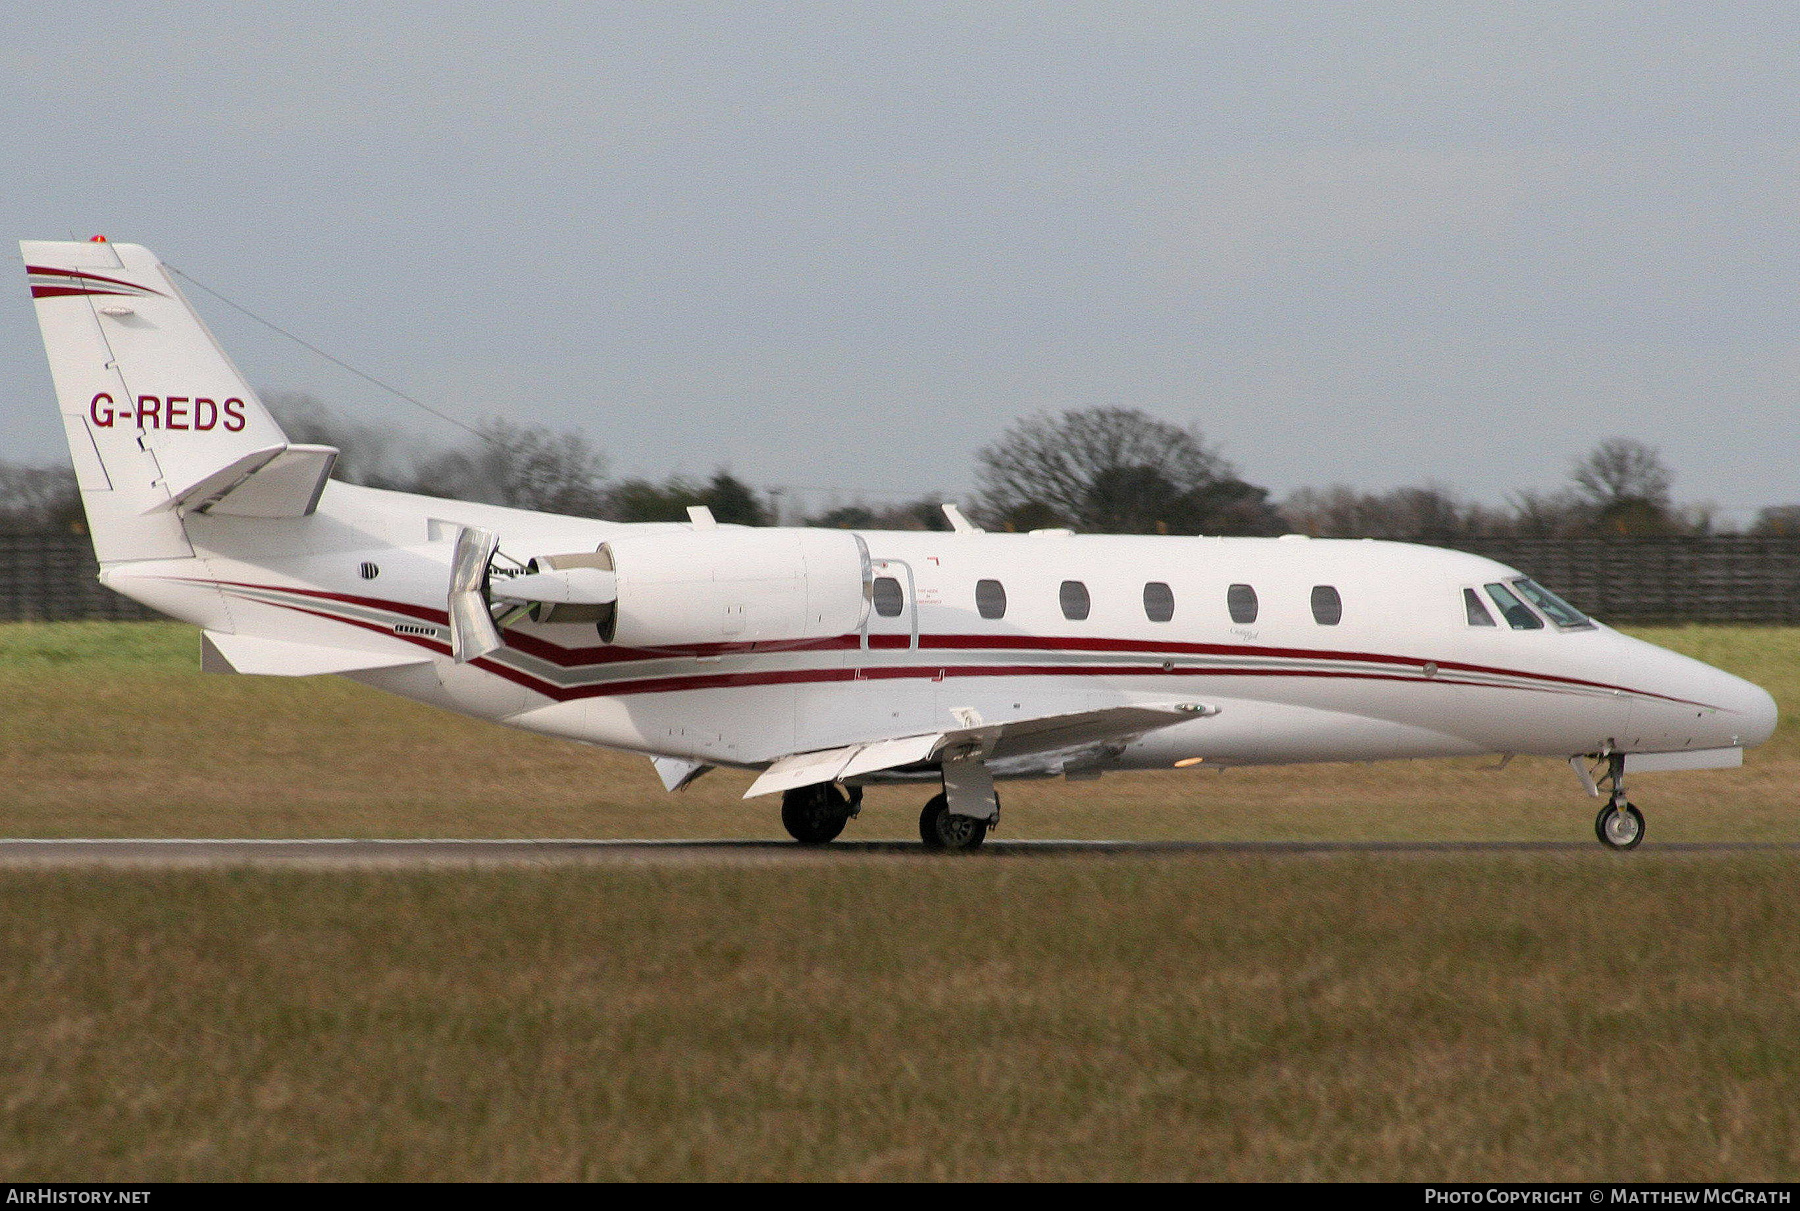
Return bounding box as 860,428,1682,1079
1463,588,1496,627
1484,582,1544,630
1511,578,1594,629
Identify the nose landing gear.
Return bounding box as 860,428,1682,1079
1596,800,1645,849
1592,753,1645,851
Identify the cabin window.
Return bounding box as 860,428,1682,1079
1143,581,1175,623
1059,580,1091,621
1464,588,1497,626
1310,585,1342,625
1511,578,1594,629
975,579,1007,620
872,576,905,618
1484,582,1544,630
1227,583,1258,624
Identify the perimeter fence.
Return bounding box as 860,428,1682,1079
1444,537,1800,625
1,531,1798,625
0,533,160,621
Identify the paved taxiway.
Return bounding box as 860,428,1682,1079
0,838,1792,867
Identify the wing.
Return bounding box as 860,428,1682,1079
743,701,1218,799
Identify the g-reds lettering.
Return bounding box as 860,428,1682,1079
89,392,246,431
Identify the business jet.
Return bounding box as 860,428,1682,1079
22,239,1778,850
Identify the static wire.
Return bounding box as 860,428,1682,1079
163,263,511,453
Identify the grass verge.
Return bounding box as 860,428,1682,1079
0,622,1793,841
1,854,1796,1181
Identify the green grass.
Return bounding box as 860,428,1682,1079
0,621,1793,841
2,856,1797,1181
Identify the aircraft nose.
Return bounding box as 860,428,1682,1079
1726,676,1779,749
1659,650,1778,750
1615,631,1779,751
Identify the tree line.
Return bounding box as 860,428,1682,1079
3,394,1796,540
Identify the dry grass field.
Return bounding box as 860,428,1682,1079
3,857,1798,1180
0,621,1795,841
0,622,1796,1180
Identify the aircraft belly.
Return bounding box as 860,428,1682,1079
1125,698,1484,766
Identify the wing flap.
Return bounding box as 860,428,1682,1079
743,702,1215,798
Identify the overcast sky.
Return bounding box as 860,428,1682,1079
4,3,1796,521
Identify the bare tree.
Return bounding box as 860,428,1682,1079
1570,438,1676,535
263,394,611,516
604,469,769,525
1281,483,1496,541
1750,505,1800,537
973,407,1281,535
1505,488,1594,537
805,497,953,531
414,419,610,517
0,460,80,532
262,391,414,489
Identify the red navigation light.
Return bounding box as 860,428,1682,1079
88,235,107,242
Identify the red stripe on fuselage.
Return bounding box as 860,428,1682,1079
200,576,1706,706
215,578,1714,709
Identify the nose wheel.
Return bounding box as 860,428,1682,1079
1592,753,1645,850
1595,801,1645,850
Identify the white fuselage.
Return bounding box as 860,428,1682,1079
107,480,1778,779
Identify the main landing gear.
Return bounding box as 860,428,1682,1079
1592,753,1645,851
919,746,1001,851
781,783,860,845
919,792,995,851
777,748,1001,852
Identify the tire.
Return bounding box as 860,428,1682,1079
781,784,850,845
918,792,989,851
1595,801,1645,850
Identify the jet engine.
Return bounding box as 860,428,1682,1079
448,526,871,661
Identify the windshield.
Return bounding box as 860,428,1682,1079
1484,582,1544,630
1511,578,1594,629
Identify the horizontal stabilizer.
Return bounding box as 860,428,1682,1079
159,444,339,518
744,701,1215,798
201,631,432,677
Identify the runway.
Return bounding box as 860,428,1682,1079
0,838,1794,867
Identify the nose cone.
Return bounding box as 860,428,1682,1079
1727,676,1780,750
1622,634,1780,751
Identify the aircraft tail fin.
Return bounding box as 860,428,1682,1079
21,239,335,562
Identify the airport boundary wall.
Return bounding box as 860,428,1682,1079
2,532,1800,625
1444,537,1800,624
0,533,160,621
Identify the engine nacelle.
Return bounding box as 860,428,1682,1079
527,528,871,648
